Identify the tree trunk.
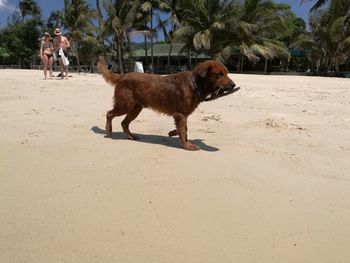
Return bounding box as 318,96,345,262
144,36,148,66
118,43,124,74
334,55,339,72
264,58,268,74
126,29,132,58
96,0,108,64
77,52,81,73
240,55,244,72
168,41,172,73
327,56,331,71
96,0,102,24
116,35,124,74
144,18,148,66
150,8,154,71
187,49,192,69
90,62,94,73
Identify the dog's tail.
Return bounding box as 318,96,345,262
97,56,121,86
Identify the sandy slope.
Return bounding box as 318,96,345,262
1,69,350,262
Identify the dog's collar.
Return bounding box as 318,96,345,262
191,74,201,97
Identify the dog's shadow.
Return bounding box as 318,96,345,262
91,126,219,152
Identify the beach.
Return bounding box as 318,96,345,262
1,69,350,262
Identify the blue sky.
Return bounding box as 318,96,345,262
0,0,315,30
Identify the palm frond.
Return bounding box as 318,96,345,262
310,0,329,13
173,26,195,39
141,2,152,12
344,36,350,46
240,42,258,62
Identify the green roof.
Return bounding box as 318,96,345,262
134,45,306,59
133,43,210,58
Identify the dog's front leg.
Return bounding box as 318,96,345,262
173,113,199,151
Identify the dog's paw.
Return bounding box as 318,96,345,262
127,134,139,140
105,124,112,137
168,130,178,137
184,142,200,151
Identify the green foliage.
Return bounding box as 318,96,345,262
46,11,62,33
293,0,350,71
0,4,43,66
19,0,42,21
59,0,98,71
101,0,143,72
173,0,236,58
0,0,349,72
0,47,11,64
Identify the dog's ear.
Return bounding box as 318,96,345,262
195,63,211,78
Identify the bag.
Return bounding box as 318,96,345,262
59,48,69,66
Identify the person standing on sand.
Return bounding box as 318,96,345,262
40,32,54,80
53,28,70,79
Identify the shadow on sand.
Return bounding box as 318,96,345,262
91,126,219,152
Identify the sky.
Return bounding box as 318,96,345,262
0,0,315,31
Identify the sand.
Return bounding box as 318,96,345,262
0,69,350,262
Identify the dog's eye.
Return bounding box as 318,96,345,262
219,72,224,77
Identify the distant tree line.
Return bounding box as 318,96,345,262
0,0,349,73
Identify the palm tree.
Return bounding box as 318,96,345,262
102,0,141,73
60,0,97,72
171,0,237,69
219,0,290,72
17,0,43,67
174,0,236,60
19,0,41,21
0,47,11,64
96,0,103,25
301,0,344,13
293,3,350,72
47,10,62,31
141,0,171,70
304,0,329,13
150,0,184,72
95,0,109,63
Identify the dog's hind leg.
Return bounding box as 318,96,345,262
105,110,116,136
121,104,143,140
105,108,126,137
168,129,177,137
173,113,200,151
106,90,135,137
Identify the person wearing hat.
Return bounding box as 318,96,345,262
40,32,54,80
53,28,70,79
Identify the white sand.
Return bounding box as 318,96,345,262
1,69,350,262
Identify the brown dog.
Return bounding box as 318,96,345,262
97,57,235,151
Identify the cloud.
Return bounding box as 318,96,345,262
0,0,8,8
0,0,17,12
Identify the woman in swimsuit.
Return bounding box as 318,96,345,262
40,32,54,80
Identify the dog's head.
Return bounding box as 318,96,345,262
194,60,236,97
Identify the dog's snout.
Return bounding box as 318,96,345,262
231,81,236,88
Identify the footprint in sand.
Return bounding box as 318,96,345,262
28,131,41,137
265,118,308,132
20,139,29,145
199,128,215,134
24,109,41,115
202,114,222,122
50,106,65,112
